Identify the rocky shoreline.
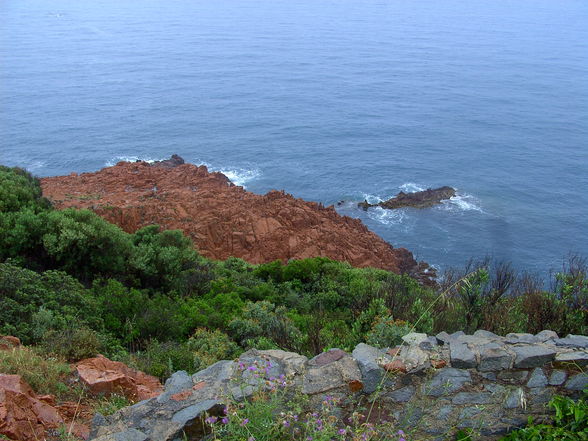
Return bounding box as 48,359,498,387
40,156,433,282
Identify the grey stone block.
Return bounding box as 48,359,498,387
484,383,506,395
402,332,428,346
157,371,194,404
512,345,556,368
480,372,497,381
437,405,454,419
529,388,553,405
535,330,558,342
565,373,588,391
386,385,415,402
352,343,384,394
435,331,451,345
92,429,148,441
459,406,483,419
419,336,438,351
399,406,424,427
505,333,539,344
452,392,493,405
504,388,525,409
172,399,220,425
450,342,476,369
549,370,567,386
554,335,588,349
526,368,548,388
474,329,500,339
497,370,529,383
555,351,588,367
425,368,471,397
437,331,465,345
479,343,512,371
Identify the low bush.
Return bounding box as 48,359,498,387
40,326,103,362
127,340,197,380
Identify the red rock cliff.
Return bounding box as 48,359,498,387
40,157,422,275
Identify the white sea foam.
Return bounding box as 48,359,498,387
366,206,406,226
361,193,383,204
105,156,166,167
27,160,46,171
360,192,398,204
399,182,425,193
440,194,483,213
216,167,261,187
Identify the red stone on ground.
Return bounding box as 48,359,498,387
75,355,163,401
0,336,21,351
383,360,407,373
0,374,63,441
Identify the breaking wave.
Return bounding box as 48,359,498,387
439,194,483,213
216,167,261,187
366,206,406,225
105,155,166,166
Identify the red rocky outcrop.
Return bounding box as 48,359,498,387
0,374,63,440
75,355,163,401
41,157,426,276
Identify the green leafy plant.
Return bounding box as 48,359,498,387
94,394,131,416
499,391,587,441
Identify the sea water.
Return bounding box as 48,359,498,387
1,0,587,273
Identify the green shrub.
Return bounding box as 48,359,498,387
130,225,201,292
93,279,147,344
0,263,100,344
40,326,103,362
41,209,133,282
129,340,197,380
185,291,245,330
135,293,192,342
366,317,413,348
0,166,50,213
228,301,304,352
187,328,241,367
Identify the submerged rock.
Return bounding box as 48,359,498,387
358,186,456,210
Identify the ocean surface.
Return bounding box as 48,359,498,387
1,0,587,274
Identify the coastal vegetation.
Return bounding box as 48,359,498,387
0,165,586,378
0,165,586,440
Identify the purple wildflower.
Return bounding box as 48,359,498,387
240,418,249,426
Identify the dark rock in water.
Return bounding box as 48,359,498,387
151,154,185,168
358,186,456,210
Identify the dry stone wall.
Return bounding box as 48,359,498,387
89,330,588,441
